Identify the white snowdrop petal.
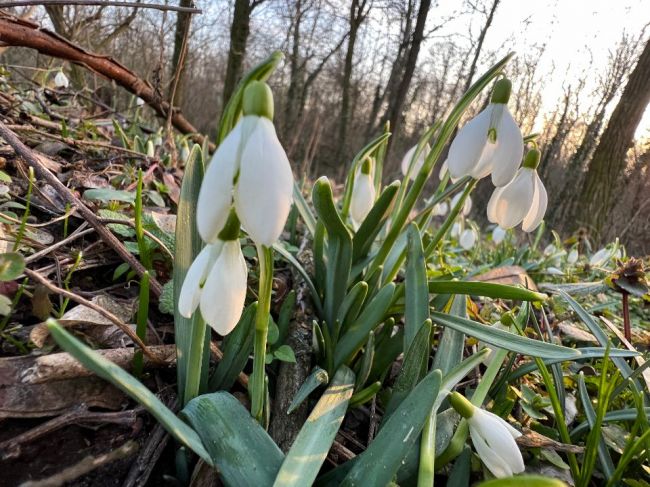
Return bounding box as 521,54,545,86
401,144,430,179
178,245,214,318
451,222,461,238
490,108,525,187
350,172,376,224
470,424,514,478
451,193,472,216
471,410,525,474
494,169,535,229
568,249,579,264
522,171,548,232
200,241,248,335
447,108,492,180
487,187,503,223
492,226,506,243
54,71,69,88
460,228,477,250
197,123,242,243
235,118,294,246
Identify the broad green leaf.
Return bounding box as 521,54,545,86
173,145,207,403
428,280,547,302
477,476,568,487
274,367,355,487
334,283,395,369
83,188,135,203
0,252,25,281
429,311,581,360
287,367,329,414
47,320,212,464
340,369,442,486
274,345,296,363
384,320,432,419
312,177,353,327
404,223,430,351
351,181,400,263
181,392,283,486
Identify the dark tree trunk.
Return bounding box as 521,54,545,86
169,0,194,107
574,37,650,241
222,0,260,108
336,0,369,161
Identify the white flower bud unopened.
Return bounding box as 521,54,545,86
460,228,477,250
54,71,69,89
400,143,430,180
350,166,376,226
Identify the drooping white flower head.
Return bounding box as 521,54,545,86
439,159,460,183
492,226,507,244
487,148,547,232
136,97,146,107
589,245,622,267
401,143,430,180
350,158,376,226
449,392,525,478
567,248,579,265
54,71,69,89
451,222,462,238
451,192,472,216
197,81,293,247
432,201,449,217
460,228,477,250
447,78,524,187
178,233,248,335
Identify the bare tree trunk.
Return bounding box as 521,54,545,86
574,37,650,241
222,0,263,108
382,0,431,149
169,0,193,107
336,0,369,161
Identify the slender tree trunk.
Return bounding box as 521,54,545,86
382,0,431,150
461,0,500,93
283,0,304,138
574,37,650,240
337,0,368,161
169,0,193,107
222,0,258,108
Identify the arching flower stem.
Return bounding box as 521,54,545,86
251,244,274,423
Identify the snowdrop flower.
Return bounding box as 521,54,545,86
451,192,472,216
136,97,145,107
180,140,190,164
451,222,462,238
447,78,524,186
197,81,293,247
487,148,547,232
350,158,376,226
567,248,579,265
432,201,449,217
439,159,460,183
449,392,525,478
547,266,564,275
54,70,69,89
460,228,477,250
178,222,248,335
400,143,430,180
146,140,155,158
589,246,621,267
492,226,507,244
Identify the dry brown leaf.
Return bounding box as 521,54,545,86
558,321,599,344
472,265,538,291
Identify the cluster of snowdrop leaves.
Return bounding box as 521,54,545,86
45,50,650,487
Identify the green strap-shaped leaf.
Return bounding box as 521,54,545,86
340,369,442,487
366,324,402,384
404,223,430,351
273,242,323,316
312,177,353,327
293,181,316,237
570,407,650,438
430,311,581,360
209,302,257,391
384,320,432,419
181,392,284,486
217,51,283,144
351,181,400,263
274,367,355,487
47,320,212,465
476,476,568,487
432,295,467,375
337,281,368,333
174,144,206,403
428,280,547,302
334,283,395,369
287,367,329,414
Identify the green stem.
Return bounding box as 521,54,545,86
133,271,150,377
424,180,477,259
13,167,34,251
135,169,152,270
418,410,437,487
251,244,274,422
183,313,207,405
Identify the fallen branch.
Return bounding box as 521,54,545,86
23,267,155,357
0,12,214,151
0,0,202,13
0,120,163,297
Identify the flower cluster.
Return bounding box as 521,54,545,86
179,81,293,335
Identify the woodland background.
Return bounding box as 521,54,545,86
2,0,650,254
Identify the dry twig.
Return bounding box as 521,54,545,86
0,0,202,13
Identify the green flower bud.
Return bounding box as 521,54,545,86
491,78,512,104
449,391,475,419
243,81,274,120
522,148,541,170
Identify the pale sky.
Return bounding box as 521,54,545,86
431,0,650,138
